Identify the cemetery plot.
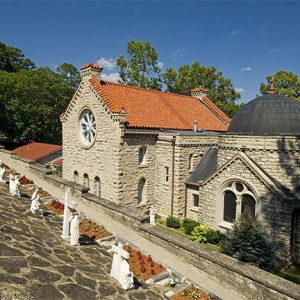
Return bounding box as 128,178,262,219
170,284,217,300
46,199,64,215
123,245,166,281
80,219,112,240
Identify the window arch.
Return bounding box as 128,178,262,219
222,181,256,224
94,176,101,197
138,178,146,204
73,171,79,184
83,173,89,189
139,146,146,164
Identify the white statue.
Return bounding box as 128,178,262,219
31,194,41,215
9,175,20,196
0,167,5,183
149,205,156,225
110,243,134,290
70,213,80,246
31,189,39,201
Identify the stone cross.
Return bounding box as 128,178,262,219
149,205,156,226
110,243,134,290
9,175,20,196
70,213,80,246
0,167,5,183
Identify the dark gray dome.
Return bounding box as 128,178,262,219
228,94,300,135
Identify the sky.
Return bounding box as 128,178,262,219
0,1,299,104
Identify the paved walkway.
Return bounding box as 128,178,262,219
0,184,167,300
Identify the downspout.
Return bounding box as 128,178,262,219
171,137,175,217
184,184,187,218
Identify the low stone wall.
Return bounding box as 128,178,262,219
140,224,300,300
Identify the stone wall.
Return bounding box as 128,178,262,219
140,224,300,300
61,78,120,202
218,135,300,190
119,133,157,207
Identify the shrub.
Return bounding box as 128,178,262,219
182,218,198,235
166,216,181,229
206,229,226,245
190,225,210,243
220,212,275,271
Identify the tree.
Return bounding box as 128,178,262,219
0,41,35,72
220,212,275,271
56,63,81,91
260,71,300,102
163,61,241,118
116,40,162,90
0,68,72,145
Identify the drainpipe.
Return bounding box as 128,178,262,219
171,137,175,217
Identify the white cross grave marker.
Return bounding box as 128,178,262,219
110,243,134,290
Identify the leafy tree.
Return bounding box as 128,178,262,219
56,63,81,91
220,212,275,271
163,61,241,118
0,41,35,72
260,71,300,102
116,40,162,90
0,68,72,144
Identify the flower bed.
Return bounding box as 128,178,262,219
171,284,216,300
123,245,166,281
79,219,112,240
19,175,33,185
46,200,64,215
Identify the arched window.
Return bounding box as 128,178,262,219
222,181,256,224
94,176,101,197
83,173,89,189
139,146,146,164
189,154,193,171
138,178,146,204
73,171,79,184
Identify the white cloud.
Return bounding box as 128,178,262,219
270,48,279,53
157,62,164,69
241,66,252,72
171,48,184,57
96,57,116,71
235,88,244,93
101,72,120,83
231,30,239,36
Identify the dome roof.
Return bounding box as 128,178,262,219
228,94,300,135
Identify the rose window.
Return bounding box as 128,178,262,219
79,109,96,147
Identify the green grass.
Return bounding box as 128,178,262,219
275,263,300,284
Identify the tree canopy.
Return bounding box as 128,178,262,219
260,71,300,102
163,61,241,117
0,41,79,146
0,41,35,72
116,40,162,90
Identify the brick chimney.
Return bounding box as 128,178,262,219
191,87,208,100
80,63,103,79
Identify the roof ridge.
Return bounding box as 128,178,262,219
100,80,195,99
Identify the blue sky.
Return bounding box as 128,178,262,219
0,1,299,103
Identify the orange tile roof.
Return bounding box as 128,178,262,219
191,87,208,92
80,63,103,70
14,142,62,161
89,79,230,131
53,158,63,166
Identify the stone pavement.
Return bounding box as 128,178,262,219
0,184,167,300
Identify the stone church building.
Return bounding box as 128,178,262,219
61,63,300,263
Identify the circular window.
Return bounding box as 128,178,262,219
79,109,96,147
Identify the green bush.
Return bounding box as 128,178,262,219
206,229,226,245
182,218,198,235
166,216,181,229
220,212,275,271
190,225,210,243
